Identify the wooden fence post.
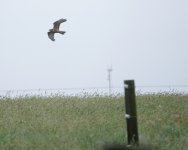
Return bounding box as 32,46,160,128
124,80,139,146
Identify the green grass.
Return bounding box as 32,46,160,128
0,94,187,150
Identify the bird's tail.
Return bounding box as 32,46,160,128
59,31,66,35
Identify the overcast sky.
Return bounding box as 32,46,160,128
0,0,188,93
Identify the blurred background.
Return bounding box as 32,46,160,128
1,0,188,96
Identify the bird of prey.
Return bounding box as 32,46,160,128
48,18,67,41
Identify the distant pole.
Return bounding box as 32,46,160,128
107,67,112,95
124,80,139,146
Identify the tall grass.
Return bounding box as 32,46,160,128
0,94,187,150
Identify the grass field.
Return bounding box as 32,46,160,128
0,94,187,150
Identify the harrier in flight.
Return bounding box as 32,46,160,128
48,18,67,41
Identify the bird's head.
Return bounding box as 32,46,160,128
62,19,67,22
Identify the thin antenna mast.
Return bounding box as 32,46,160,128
107,66,113,95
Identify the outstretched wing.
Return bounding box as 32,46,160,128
53,18,67,31
48,32,55,41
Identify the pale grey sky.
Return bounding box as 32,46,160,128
0,0,188,93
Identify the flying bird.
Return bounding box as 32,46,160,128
48,18,67,41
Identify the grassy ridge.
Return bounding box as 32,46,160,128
0,95,187,150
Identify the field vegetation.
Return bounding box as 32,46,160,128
0,93,187,150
